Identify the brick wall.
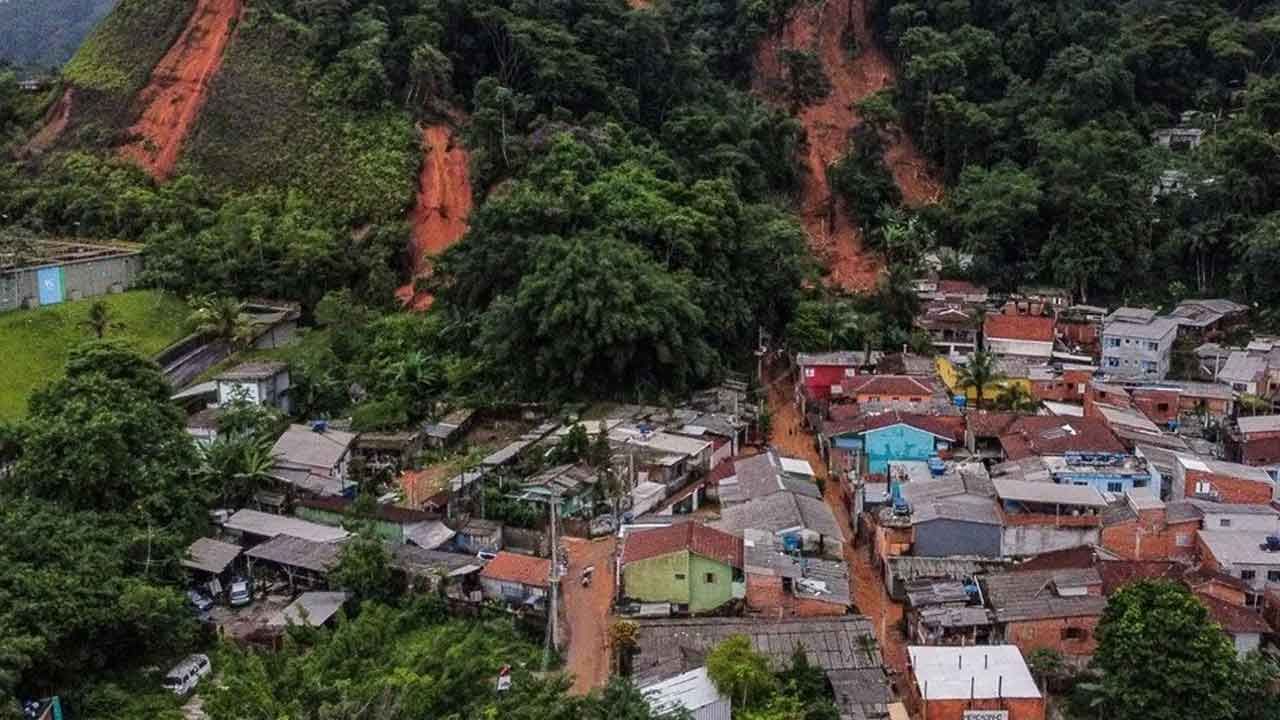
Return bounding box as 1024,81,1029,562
1184,469,1273,504
1004,615,1100,657
920,697,1046,720
1100,514,1200,562
744,573,847,618
1131,389,1180,426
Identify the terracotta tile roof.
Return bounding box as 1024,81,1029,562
998,416,1125,459
1183,565,1252,594
825,411,961,442
937,279,987,296
1095,560,1183,595
845,375,935,398
1197,591,1271,634
984,314,1055,343
1014,545,1099,572
966,413,1021,438
479,551,551,588
621,523,743,568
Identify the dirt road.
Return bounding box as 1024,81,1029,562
396,122,472,309
754,0,941,292
562,535,617,695
119,0,241,179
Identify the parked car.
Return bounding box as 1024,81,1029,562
186,589,214,613
228,579,252,607
476,550,498,561
162,654,211,696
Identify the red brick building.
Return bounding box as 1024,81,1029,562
907,645,1046,720
1235,415,1280,473
980,568,1106,658
1100,493,1201,562
1175,455,1277,504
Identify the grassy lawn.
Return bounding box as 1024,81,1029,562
0,290,189,421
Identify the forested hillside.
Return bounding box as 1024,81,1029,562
871,0,1280,315
0,0,118,67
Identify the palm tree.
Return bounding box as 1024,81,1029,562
81,300,124,339
199,435,276,507
189,296,255,349
996,383,1039,414
956,351,1005,411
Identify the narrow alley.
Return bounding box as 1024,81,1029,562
561,535,617,695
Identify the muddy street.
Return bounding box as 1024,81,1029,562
562,535,617,695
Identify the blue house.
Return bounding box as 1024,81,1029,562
1044,452,1154,496
825,412,960,476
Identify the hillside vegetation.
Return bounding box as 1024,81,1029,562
0,0,118,67
0,290,188,420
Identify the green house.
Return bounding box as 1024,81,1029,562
619,523,744,614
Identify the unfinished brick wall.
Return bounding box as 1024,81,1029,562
1184,468,1273,504
744,573,846,618
1003,615,1100,657
919,696,1046,720
1101,516,1200,562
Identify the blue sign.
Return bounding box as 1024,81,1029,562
36,267,64,305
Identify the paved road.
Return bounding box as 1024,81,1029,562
562,535,617,694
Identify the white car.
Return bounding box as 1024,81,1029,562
228,579,252,607
163,654,211,695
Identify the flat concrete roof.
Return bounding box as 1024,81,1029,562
908,645,1040,700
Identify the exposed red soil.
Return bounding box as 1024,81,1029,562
562,536,617,695
754,0,941,292
22,88,74,156
396,122,473,310
118,0,242,180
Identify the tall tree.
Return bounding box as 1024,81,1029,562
955,351,1004,411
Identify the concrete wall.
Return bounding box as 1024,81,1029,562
0,253,141,312
1002,524,1101,557
622,550,734,613
1101,325,1175,378
915,519,1001,558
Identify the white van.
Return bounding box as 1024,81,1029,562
162,654,211,696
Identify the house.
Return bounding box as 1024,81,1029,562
478,551,551,609
352,431,423,476
422,408,476,449
1220,351,1268,394
841,375,937,407
1101,309,1178,379
824,412,961,476
182,537,243,590
795,351,866,405
455,518,503,554
916,301,981,357
879,478,1003,559
904,578,993,645
980,568,1106,657
713,487,844,558
269,423,358,497
907,645,1045,720
642,667,731,720
1152,125,1205,151
267,591,351,629
718,451,818,505
389,544,483,595
917,279,990,304
292,496,454,549
1099,493,1201,562
1168,299,1248,337
1234,415,1280,480
515,463,599,518
1198,591,1270,656
610,426,713,489
883,555,1012,601
1196,530,1280,594
984,314,1055,362
742,528,850,617
993,478,1108,557
992,451,1154,496
244,534,345,590
619,523,744,614
215,362,291,413
997,416,1126,461
1173,455,1277,504
1029,364,1095,404
221,508,350,545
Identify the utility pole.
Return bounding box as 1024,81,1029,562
543,494,560,672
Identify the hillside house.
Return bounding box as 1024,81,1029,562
916,301,981,357
1168,298,1248,338
907,645,1045,720
1174,455,1277,504
619,523,744,614
1196,530,1280,595
984,314,1055,362
479,552,551,609
795,351,866,405
981,568,1106,658
742,528,850,617
268,423,357,498
997,416,1127,461
292,496,454,549
1099,493,1201,562
1101,309,1178,379
1234,415,1280,480
215,362,291,413
824,412,962,475
993,478,1108,557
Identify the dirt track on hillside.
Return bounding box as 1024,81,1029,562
396,122,473,310
118,0,241,179
23,88,74,156
754,0,940,292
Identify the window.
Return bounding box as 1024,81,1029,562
674,573,686,580
1241,570,1257,581
1268,571,1280,582
804,367,815,378
1134,478,1147,488
1146,341,1159,351
1157,403,1169,412
1220,518,1232,528
1107,482,1123,493
1106,337,1121,348
1106,358,1120,368
705,573,716,584
1061,627,1089,641
1176,534,1192,547
1142,361,1158,373
844,367,856,377
1196,481,1214,496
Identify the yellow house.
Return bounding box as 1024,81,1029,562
934,356,1032,404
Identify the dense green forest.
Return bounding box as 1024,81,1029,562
0,0,119,67
870,0,1280,316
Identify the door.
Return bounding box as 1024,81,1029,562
36,267,64,305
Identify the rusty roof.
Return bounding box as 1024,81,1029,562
621,523,743,568
984,314,1055,342
479,551,551,588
